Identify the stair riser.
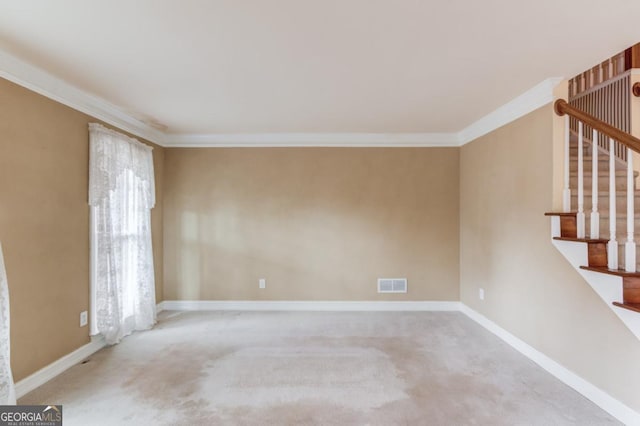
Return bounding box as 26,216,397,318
569,178,634,191
570,153,613,161
570,155,627,169
570,170,636,177
569,161,615,173
571,196,640,212
569,153,593,160
623,279,640,304
577,234,640,270
569,146,607,153
590,217,640,233
569,167,615,175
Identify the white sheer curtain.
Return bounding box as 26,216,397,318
89,123,156,345
0,242,16,404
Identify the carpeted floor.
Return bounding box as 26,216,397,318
20,311,619,425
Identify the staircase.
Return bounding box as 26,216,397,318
568,136,640,271
546,99,640,340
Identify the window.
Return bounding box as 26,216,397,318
88,124,156,344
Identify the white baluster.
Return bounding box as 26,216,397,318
590,130,599,238
563,115,571,212
625,147,636,272
608,137,618,269
577,122,585,238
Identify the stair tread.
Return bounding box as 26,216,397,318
554,237,608,243
580,266,640,277
544,212,577,217
580,239,640,247
612,302,640,313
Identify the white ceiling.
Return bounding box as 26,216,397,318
1,0,640,141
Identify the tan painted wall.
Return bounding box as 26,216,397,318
0,77,164,381
164,148,459,301
7,67,639,413
460,104,640,412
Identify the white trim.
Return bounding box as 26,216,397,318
163,78,562,147
457,78,563,145
11,300,638,424
162,132,459,148
0,48,561,148
460,304,640,426
14,335,106,399
0,50,165,146
160,300,461,311
162,78,562,147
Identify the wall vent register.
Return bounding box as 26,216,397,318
377,278,407,293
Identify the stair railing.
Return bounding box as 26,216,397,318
555,99,640,272
568,43,640,164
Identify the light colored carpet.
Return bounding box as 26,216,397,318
20,311,619,425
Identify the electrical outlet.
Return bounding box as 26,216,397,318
479,288,485,301
259,278,266,289
80,311,88,327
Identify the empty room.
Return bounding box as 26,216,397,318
1,1,640,425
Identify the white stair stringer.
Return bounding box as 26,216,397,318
549,216,640,340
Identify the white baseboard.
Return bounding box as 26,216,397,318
15,335,106,399
13,300,638,425
459,304,640,426
160,300,462,312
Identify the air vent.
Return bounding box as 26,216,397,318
377,278,407,293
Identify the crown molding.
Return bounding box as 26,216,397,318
0,50,166,145
457,77,563,145
0,47,562,148
162,132,460,147
164,77,562,148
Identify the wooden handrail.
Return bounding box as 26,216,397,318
554,99,640,154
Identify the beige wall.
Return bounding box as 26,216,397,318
460,104,640,412
0,77,164,381
6,69,640,414
164,148,459,301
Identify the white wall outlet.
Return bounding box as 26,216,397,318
80,310,88,327
479,288,485,301
259,278,266,289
